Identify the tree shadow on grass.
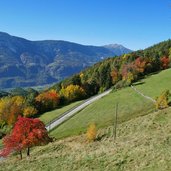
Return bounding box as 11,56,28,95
132,82,145,86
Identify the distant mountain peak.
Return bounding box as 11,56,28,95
104,43,123,48
103,44,132,56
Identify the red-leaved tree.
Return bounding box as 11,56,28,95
0,116,52,159
160,56,170,69
134,57,146,73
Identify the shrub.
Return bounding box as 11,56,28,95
156,90,170,109
86,123,97,142
114,80,126,89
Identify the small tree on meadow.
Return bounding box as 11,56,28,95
0,116,52,159
86,123,97,142
156,90,170,109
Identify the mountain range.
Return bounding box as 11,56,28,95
0,32,132,89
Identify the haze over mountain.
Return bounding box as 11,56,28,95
0,32,132,89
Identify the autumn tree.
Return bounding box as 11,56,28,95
121,63,137,85
0,96,25,126
23,106,38,118
86,123,97,142
60,84,86,102
35,89,60,112
134,57,146,73
156,90,170,109
110,68,119,84
160,56,170,69
0,116,51,159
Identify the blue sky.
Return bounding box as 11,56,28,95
0,0,171,50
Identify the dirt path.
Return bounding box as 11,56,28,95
131,85,156,103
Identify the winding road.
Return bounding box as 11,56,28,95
45,89,112,131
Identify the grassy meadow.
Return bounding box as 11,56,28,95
50,69,171,139
1,107,171,171
39,100,83,124
1,69,171,171
134,69,171,100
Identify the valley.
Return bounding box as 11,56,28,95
0,35,171,171
0,32,131,89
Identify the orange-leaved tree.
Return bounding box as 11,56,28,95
110,68,120,84
35,89,60,112
86,123,97,142
134,57,146,73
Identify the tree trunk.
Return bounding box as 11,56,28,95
27,147,30,156
19,151,22,160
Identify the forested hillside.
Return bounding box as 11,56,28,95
52,39,171,95
0,39,170,141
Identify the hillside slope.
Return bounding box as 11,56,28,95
1,69,171,171
1,107,171,171
0,32,131,89
50,68,171,139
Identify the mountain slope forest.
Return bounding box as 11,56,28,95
0,39,170,138
0,39,171,171
0,32,131,89
52,39,171,95
50,68,171,139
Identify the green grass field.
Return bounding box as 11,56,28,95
50,69,171,139
1,69,171,171
133,69,171,100
39,100,83,124
2,107,171,171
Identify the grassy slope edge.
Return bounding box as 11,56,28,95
1,107,171,171
50,68,171,139
39,100,83,124
1,69,171,171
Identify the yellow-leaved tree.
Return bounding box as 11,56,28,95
156,90,170,109
86,123,97,142
23,106,38,117
0,96,25,126
60,84,85,102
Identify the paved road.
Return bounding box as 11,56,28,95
0,89,112,162
45,89,112,131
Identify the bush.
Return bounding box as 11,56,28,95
156,90,170,109
86,123,97,142
114,80,127,89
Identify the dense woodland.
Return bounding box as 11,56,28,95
0,39,171,138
